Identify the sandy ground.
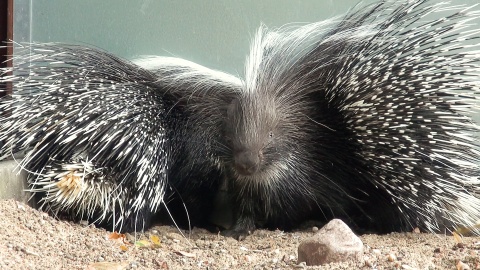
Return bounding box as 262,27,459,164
0,199,479,270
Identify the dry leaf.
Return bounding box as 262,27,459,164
452,231,463,244
150,235,161,246
135,239,153,248
108,232,125,240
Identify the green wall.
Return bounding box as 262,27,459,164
13,0,479,76
15,0,385,74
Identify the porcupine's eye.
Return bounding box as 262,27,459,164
268,131,274,142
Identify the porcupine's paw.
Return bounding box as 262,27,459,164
221,217,256,241
221,228,252,241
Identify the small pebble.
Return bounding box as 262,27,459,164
312,226,319,232
295,262,307,269
364,259,373,267
457,261,470,270
78,220,89,226
125,233,136,242
387,253,396,262
23,248,40,257
17,204,25,211
209,243,219,249
166,232,183,241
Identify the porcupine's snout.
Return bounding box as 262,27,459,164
234,149,261,175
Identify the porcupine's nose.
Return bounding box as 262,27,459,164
234,150,260,175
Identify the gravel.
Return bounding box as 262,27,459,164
0,199,479,269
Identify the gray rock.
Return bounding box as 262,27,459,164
297,219,363,266
0,159,30,204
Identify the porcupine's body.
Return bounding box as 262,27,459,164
0,43,242,232
224,0,480,238
133,56,243,228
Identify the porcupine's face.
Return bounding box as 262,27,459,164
226,93,288,183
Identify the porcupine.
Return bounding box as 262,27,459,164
0,43,242,232
223,0,480,239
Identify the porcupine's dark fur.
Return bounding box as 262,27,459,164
133,56,243,228
0,43,242,232
223,0,480,238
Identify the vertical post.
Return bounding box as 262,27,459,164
1,0,14,97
